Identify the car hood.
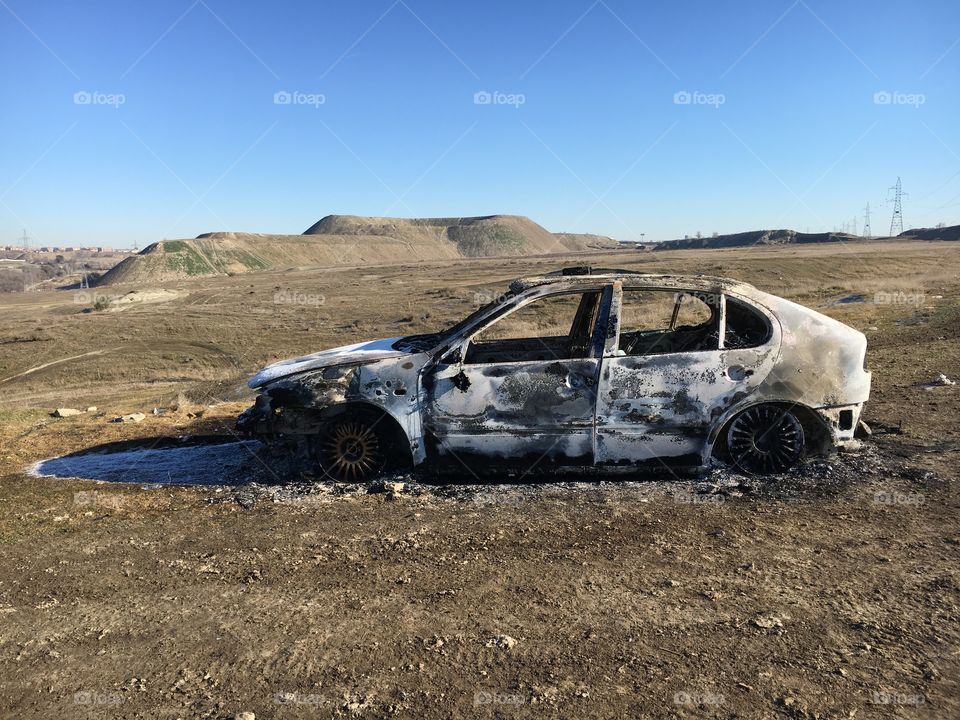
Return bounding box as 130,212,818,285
248,336,409,388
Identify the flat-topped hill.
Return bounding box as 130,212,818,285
97,214,617,285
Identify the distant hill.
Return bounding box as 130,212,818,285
97,215,617,285
654,229,860,251
900,224,960,241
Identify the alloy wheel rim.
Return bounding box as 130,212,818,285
323,422,381,480
728,406,804,474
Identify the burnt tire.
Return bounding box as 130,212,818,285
726,405,805,475
315,413,389,482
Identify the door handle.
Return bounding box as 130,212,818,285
566,373,594,389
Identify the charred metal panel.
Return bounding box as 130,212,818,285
755,294,871,409
595,287,780,465
424,357,600,463
595,348,777,464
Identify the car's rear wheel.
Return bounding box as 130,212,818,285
727,404,805,474
317,414,388,482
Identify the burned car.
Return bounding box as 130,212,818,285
239,267,871,479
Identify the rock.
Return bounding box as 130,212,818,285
235,713,255,720
930,373,956,386
663,579,680,588
113,413,146,423
753,614,785,629
486,634,517,649
369,479,406,496
52,408,83,417
86,406,98,413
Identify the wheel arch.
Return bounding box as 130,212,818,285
314,401,415,471
707,399,832,463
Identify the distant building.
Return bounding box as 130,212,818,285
40,246,52,252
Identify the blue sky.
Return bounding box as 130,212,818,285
2,0,959,248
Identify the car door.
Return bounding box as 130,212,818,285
594,285,774,468
423,286,612,469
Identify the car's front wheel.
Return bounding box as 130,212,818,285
726,404,805,474
316,413,389,482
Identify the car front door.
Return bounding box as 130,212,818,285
594,284,772,469
423,286,611,470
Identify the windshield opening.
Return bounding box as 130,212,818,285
392,292,517,353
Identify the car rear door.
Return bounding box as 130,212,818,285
594,284,772,469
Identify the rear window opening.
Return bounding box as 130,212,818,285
724,297,771,349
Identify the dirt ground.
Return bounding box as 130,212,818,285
0,240,958,719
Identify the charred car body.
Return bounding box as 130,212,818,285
238,268,871,479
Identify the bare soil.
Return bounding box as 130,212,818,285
0,240,958,719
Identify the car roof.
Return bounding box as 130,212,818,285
510,268,759,296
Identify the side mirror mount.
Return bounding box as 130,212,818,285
441,346,462,365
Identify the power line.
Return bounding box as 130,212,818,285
862,202,871,238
